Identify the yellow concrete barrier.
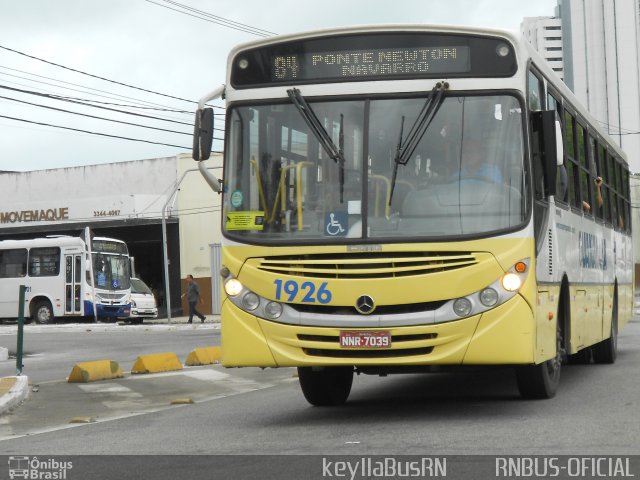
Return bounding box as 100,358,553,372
68,360,123,383
131,352,183,374
185,346,222,366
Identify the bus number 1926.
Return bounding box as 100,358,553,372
273,279,332,304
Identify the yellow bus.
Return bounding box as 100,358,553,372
193,25,633,405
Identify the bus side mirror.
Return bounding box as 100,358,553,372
532,110,561,197
193,108,214,161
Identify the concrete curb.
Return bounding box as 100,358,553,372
131,352,183,374
0,319,221,335
68,360,124,383
185,346,222,366
0,376,29,414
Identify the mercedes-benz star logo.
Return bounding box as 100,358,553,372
355,295,375,315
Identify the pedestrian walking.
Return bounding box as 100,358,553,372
182,274,206,323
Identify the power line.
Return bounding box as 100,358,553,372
0,114,226,149
144,0,276,37
0,94,193,136
0,84,194,127
596,119,640,136
161,0,276,35
0,67,198,116
0,84,225,133
0,64,194,113
0,44,210,106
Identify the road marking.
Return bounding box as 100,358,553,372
122,368,229,382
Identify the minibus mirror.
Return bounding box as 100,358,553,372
193,108,214,161
555,116,564,166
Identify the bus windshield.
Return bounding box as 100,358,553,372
224,93,526,242
92,253,130,291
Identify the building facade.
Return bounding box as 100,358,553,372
0,153,222,317
521,14,565,80
523,0,640,276
559,0,640,175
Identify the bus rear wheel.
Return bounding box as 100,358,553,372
298,366,353,406
516,323,562,399
34,300,54,325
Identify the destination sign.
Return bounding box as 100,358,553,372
231,33,516,87
272,46,470,82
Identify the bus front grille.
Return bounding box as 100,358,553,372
257,252,477,279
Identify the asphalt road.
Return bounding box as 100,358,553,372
0,318,638,459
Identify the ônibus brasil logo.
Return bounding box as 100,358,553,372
8,456,73,479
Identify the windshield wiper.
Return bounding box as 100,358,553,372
389,81,449,205
287,88,345,202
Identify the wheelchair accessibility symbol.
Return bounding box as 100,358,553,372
325,212,347,236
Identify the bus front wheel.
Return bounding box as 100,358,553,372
515,323,562,399
33,301,54,325
297,366,353,406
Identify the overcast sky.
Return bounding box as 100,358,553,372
0,0,558,173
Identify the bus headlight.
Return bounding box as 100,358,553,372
501,273,522,292
479,288,499,307
444,259,529,319
224,278,243,297
223,274,285,320
242,292,260,311
453,298,472,317
264,301,283,319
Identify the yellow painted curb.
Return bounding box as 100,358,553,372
171,398,194,405
0,377,17,394
131,352,183,374
67,360,123,383
185,346,222,366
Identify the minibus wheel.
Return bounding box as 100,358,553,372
297,366,353,406
34,300,54,325
515,322,562,399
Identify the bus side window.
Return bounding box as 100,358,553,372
0,249,27,278
528,70,545,200
563,110,580,210
576,123,592,213
29,247,61,277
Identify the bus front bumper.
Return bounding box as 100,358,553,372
220,295,535,367
84,301,131,318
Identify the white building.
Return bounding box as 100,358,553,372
559,0,640,175
523,1,640,279
521,15,565,80
0,153,223,316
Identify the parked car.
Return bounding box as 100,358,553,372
128,277,158,324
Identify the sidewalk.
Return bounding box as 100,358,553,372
0,375,29,414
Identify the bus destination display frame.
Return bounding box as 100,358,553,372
231,32,517,87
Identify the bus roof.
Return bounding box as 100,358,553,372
227,23,519,58
0,236,85,249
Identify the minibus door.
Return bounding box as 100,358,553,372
64,254,83,315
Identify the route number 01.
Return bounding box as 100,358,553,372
273,279,332,304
